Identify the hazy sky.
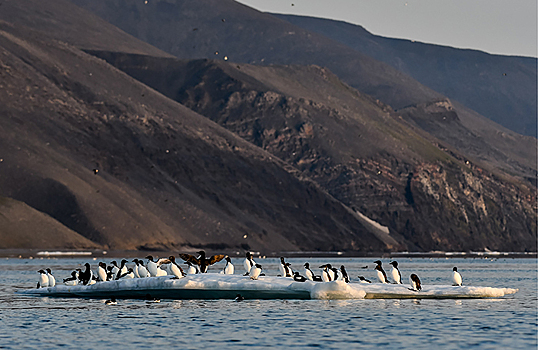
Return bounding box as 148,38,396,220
235,0,537,58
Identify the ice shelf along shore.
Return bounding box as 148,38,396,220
17,274,518,300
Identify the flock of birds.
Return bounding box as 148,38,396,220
36,251,464,293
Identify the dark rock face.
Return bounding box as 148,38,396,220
92,53,537,252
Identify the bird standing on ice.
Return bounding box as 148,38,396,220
452,267,462,286
168,256,186,279
223,256,234,275
243,252,255,276
186,262,198,275
46,268,56,287
179,251,226,273
304,263,314,281
409,274,422,291
98,262,108,282
340,266,350,283
374,260,389,283
37,270,49,288
389,261,402,284
250,264,262,280
320,265,332,282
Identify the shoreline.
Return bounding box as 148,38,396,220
0,249,535,259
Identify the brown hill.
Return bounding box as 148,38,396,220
90,53,537,252
0,20,387,252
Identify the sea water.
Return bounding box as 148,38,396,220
0,257,536,349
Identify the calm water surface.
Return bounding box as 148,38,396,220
0,257,536,349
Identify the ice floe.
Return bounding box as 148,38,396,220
17,273,517,300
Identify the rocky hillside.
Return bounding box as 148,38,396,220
0,20,388,252
273,14,538,138
91,53,537,252
68,0,537,183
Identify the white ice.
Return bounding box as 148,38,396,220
19,273,518,300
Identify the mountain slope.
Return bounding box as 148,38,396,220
67,0,537,182
0,20,387,252
91,52,537,252
273,14,538,138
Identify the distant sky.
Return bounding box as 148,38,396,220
235,0,537,58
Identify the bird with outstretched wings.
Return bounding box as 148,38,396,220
178,251,226,273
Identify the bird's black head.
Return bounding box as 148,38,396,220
304,262,309,268
111,261,118,266
246,252,252,258
38,269,45,274
169,256,176,262
46,268,52,274
327,264,332,269
390,261,398,268
374,260,382,265
340,265,346,271
197,251,206,257
85,263,90,267
132,259,138,264
453,267,458,272
145,256,153,261
280,257,285,263
226,256,231,262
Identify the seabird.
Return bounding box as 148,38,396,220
168,256,186,279
293,271,307,282
243,252,255,275
79,263,92,285
331,267,340,281
340,266,350,283
249,264,262,280
409,274,422,291
374,260,389,283
223,256,234,275
389,261,402,284
186,262,198,275
137,260,150,278
452,267,462,286
98,262,108,282
234,294,244,301
132,259,140,278
117,268,135,279
278,257,287,277
46,268,56,287
105,297,117,305
358,276,371,283
37,270,49,288
110,261,120,278
179,251,226,273
320,265,332,282
145,256,170,277
116,259,128,280
304,263,314,281
63,271,78,285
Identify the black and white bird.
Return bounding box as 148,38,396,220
116,259,128,280
117,268,135,279
145,256,170,276
374,260,389,283
304,263,314,281
340,265,350,283
234,294,244,302
168,256,186,279
293,271,307,282
110,261,120,279
46,268,56,287
63,271,78,285
98,262,108,282
331,267,340,281
131,259,140,278
389,261,402,284
137,260,150,278
320,264,332,282
223,256,234,275
358,276,371,283
250,264,262,280
37,270,49,288
279,257,288,277
243,252,255,276
179,251,226,273
79,263,93,285
452,267,462,286
409,274,422,291
105,297,117,305
186,262,199,275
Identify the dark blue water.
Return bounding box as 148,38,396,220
1,257,536,349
